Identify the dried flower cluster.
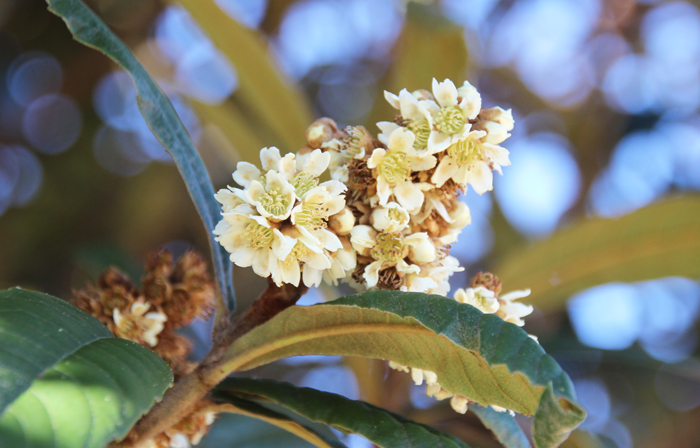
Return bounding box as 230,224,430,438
214,78,533,415
72,250,217,447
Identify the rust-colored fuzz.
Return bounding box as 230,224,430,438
470,271,503,297
72,249,216,378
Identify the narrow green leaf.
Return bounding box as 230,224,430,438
0,288,112,414
215,377,470,448
45,0,235,311
199,413,319,448
471,405,532,448
495,195,700,313
222,292,585,448
0,338,173,448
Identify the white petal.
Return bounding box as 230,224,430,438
230,246,256,267
302,266,323,287
376,121,400,145
367,148,386,169
363,260,383,288
303,149,330,176
432,78,458,108
232,162,260,188
388,127,415,153
483,143,511,166
466,162,494,195
376,178,392,206
260,147,282,171
384,90,400,109
427,130,452,154
410,154,436,171
394,181,424,213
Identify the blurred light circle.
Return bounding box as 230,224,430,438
0,96,25,139
7,53,63,107
0,146,20,214
214,0,267,28
93,70,141,131
589,130,673,217
654,358,700,411
568,283,642,350
155,6,209,63
602,54,657,114
300,365,359,399
599,420,633,448
659,121,700,190
642,1,700,64
93,125,148,176
6,145,43,206
174,43,238,104
494,133,581,237
23,93,82,154
574,378,611,433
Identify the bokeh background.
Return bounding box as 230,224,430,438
1,0,700,447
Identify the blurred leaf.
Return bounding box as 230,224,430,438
45,0,236,312
171,0,313,153
0,289,173,447
222,291,586,448
214,398,346,448
368,3,467,126
199,413,318,448
215,377,469,448
0,288,112,413
471,405,532,448
495,195,700,313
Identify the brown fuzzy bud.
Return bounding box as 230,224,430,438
470,271,502,296
306,118,340,148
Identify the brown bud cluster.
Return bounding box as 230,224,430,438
470,271,503,296
72,249,216,378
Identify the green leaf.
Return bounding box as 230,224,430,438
199,413,319,448
215,377,470,448
0,288,173,447
0,288,113,413
214,398,346,448
171,0,313,152
471,405,532,448
221,291,585,448
494,195,700,313
0,339,173,448
45,0,236,312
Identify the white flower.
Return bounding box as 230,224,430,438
231,146,284,188
113,301,167,347
402,255,463,295
214,210,294,278
322,236,357,286
272,228,332,287
454,286,500,314
283,149,331,199
497,289,534,327
388,361,410,373
371,202,410,233
430,131,511,194
427,78,482,154
214,187,246,214
379,89,435,154
291,182,346,252
479,107,514,131
245,170,296,221
368,128,436,213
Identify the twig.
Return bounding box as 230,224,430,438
112,279,308,447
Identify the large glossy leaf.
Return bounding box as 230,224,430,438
0,288,173,447
495,195,700,313
172,0,313,152
471,405,531,448
0,288,112,414
45,0,235,312
221,292,585,448
0,339,172,448
215,377,470,448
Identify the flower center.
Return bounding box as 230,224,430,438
378,152,411,186
407,118,430,150
243,222,274,249
344,126,369,158
295,202,328,231
292,172,319,198
258,186,292,217
435,106,465,135
447,138,482,166
371,232,404,263
387,207,405,223
284,240,308,265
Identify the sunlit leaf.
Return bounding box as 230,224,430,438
45,0,236,312
0,289,173,448
495,195,700,313
215,377,470,448
221,291,586,448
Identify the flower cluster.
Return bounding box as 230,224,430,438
72,250,218,447
215,78,531,416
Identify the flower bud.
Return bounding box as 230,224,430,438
412,89,434,102
411,368,424,385
306,118,339,148
450,395,469,414
473,120,510,145
388,361,409,373
448,201,471,229
350,225,377,257
479,106,514,131
423,370,438,386
407,235,436,263
329,207,355,235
